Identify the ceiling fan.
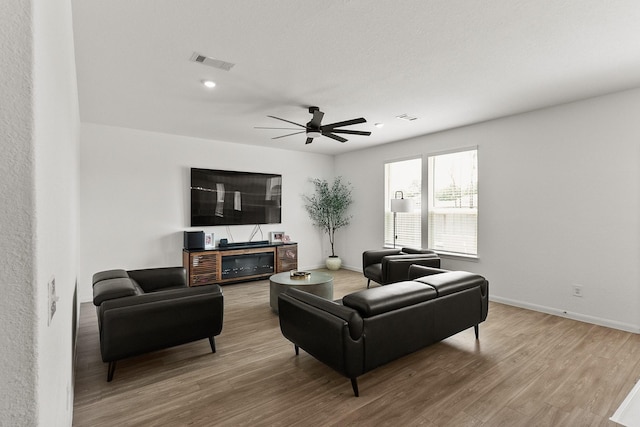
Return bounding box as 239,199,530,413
256,106,372,144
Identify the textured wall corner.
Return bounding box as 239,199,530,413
0,0,39,426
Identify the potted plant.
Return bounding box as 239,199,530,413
303,177,353,270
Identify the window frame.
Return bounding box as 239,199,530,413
383,156,422,249
425,146,479,258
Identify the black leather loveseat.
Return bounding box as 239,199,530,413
278,265,488,396
92,267,224,381
362,247,441,287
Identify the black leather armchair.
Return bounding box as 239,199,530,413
92,267,224,381
362,247,440,287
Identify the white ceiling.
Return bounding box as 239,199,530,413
71,0,640,155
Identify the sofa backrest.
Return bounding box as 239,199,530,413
343,281,437,317
413,271,487,297
127,267,187,292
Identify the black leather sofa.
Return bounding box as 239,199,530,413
278,265,488,396
92,267,224,381
362,247,441,287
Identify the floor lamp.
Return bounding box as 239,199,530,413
390,191,413,248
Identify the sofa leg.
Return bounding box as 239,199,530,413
209,336,216,353
367,279,370,289
294,344,299,356
350,378,359,397
107,361,116,382
474,324,479,340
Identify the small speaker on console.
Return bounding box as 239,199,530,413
219,238,228,247
184,231,205,250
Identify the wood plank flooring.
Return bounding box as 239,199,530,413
73,269,640,426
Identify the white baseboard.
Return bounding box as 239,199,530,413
611,379,640,426
307,266,639,333
490,295,640,334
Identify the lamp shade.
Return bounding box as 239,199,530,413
390,198,413,213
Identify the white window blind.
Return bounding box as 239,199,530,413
427,149,478,256
384,158,421,248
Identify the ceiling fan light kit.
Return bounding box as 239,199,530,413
258,106,372,145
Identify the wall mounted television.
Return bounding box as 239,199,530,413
191,168,282,226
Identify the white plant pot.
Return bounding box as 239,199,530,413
326,256,342,271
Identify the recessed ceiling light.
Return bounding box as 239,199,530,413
202,80,216,89
374,123,384,128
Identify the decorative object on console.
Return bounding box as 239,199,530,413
281,234,291,243
269,231,285,243
204,233,214,249
390,191,413,248
303,177,353,271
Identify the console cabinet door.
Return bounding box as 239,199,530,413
277,244,298,272
184,251,219,286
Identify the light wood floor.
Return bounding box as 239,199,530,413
73,269,640,426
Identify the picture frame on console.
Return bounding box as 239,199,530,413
204,233,214,250
270,231,285,244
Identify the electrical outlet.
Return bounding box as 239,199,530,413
572,285,583,297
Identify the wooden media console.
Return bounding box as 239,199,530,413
183,243,297,286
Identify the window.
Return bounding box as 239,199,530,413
427,149,478,256
384,158,421,248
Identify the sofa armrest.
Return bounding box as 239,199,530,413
127,267,187,292
281,288,363,340
93,277,140,306
362,248,402,268
278,289,364,378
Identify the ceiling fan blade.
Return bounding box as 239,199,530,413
305,137,314,144
308,109,324,128
267,115,307,128
329,129,372,136
272,131,306,140
255,126,304,130
323,133,348,143
322,117,366,129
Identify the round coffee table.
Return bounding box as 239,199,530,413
269,271,334,313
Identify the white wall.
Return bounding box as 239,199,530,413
0,0,79,426
336,89,640,332
78,123,335,302
34,0,80,424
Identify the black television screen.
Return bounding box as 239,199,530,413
191,168,282,226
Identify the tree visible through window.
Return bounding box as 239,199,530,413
427,149,478,255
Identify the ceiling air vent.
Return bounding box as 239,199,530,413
190,52,235,71
396,113,418,121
